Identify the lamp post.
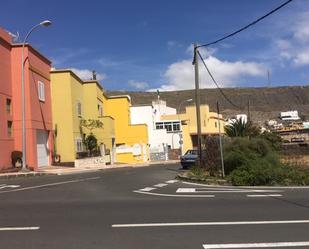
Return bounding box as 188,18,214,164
21,20,52,171
177,98,193,156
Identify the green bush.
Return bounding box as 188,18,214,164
229,160,309,186
223,137,308,186
223,137,279,174
84,134,98,155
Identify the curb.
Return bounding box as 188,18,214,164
176,173,230,186
0,160,180,179
0,172,53,179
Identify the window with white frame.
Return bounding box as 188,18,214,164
76,138,83,152
98,102,103,116
77,101,82,117
155,121,181,133
38,81,45,101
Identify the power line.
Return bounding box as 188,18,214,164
197,50,244,110
198,0,293,48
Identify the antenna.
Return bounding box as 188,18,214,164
267,70,271,87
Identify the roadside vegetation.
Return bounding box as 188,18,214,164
186,119,309,186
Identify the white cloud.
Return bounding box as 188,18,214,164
154,56,266,91
273,11,309,67
293,11,309,43
293,48,309,66
71,68,106,81
186,44,217,57
128,80,149,90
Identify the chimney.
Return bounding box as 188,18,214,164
92,70,97,80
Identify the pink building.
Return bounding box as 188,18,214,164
0,27,53,170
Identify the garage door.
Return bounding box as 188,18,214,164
36,130,49,167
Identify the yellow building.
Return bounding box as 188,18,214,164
104,96,149,164
50,70,115,163
161,105,224,153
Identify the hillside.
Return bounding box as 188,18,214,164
106,86,309,124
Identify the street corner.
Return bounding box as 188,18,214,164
132,179,300,199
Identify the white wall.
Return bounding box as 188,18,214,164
130,105,168,152
131,102,181,151
152,99,176,121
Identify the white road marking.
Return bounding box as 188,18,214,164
166,180,178,184
176,188,196,193
176,188,282,193
0,177,100,194
0,184,20,190
0,226,40,231
247,194,283,197
154,183,168,188
134,190,214,198
139,187,156,192
203,241,309,248
112,219,309,228
182,181,309,189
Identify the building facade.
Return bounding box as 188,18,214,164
0,27,53,170
130,105,169,161
161,104,224,154
50,70,115,164
105,96,149,164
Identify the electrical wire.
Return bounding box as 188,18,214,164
197,50,244,110
198,0,293,48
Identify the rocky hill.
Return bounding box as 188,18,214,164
106,86,309,124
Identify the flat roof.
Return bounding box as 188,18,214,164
50,69,108,98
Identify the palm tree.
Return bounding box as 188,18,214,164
225,118,259,138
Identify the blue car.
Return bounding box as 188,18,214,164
180,149,198,169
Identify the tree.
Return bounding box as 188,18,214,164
80,119,103,133
224,118,260,138
79,119,103,156
84,134,98,155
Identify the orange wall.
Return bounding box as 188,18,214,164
11,45,53,169
0,31,13,169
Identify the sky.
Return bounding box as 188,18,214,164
1,0,309,91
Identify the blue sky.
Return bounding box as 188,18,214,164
1,0,309,91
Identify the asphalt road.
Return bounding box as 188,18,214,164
0,164,309,249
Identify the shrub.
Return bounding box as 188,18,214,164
201,136,221,176
84,134,98,155
229,160,309,186
258,131,283,151
223,137,279,174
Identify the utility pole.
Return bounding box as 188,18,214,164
193,43,202,166
217,101,225,178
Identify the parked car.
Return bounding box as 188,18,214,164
180,149,198,169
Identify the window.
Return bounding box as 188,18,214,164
98,103,103,116
77,101,82,117
172,122,180,132
38,81,45,101
156,121,181,132
156,122,164,130
6,98,11,114
76,138,83,152
7,121,13,138
164,122,172,132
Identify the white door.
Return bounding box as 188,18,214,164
36,130,49,167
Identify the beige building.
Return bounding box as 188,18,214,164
161,104,225,153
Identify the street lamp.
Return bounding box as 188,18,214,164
21,20,52,171
177,98,193,156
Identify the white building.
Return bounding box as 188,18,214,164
130,99,182,160
228,114,248,125
280,110,300,121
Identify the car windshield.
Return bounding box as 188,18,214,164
185,150,197,155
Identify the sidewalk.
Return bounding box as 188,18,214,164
0,160,180,178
